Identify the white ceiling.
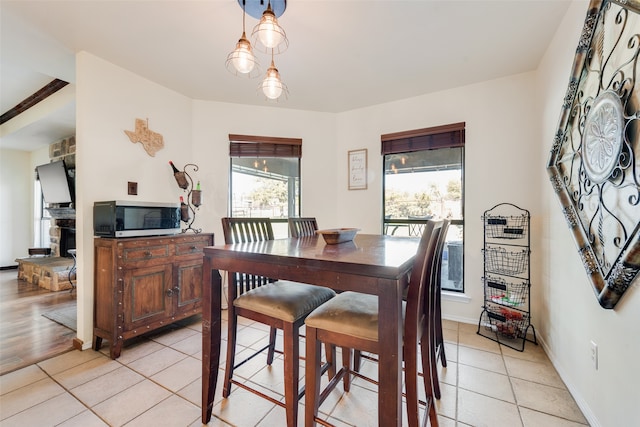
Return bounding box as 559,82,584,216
0,0,573,152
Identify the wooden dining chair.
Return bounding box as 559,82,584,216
221,217,336,427
353,218,450,400
288,217,318,237
430,223,449,399
304,219,449,427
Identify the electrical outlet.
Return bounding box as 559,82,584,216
590,340,598,370
128,181,138,195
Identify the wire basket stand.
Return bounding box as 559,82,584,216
477,203,537,351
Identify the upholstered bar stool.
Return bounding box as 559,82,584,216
221,217,336,427
304,219,449,427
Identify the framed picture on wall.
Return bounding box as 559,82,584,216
348,149,367,190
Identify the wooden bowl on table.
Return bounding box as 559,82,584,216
316,228,360,244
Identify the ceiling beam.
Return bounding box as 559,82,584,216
0,79,69,125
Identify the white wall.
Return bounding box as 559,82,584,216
537,2,639,426
191,101,338,240
75,52,195,346
335,71,543,324
0,149,32,266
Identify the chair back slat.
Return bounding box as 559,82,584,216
404,219,450,338
288,217,319,237
221,217,276,295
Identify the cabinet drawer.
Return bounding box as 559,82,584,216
121,243,171,265
175,235,213,257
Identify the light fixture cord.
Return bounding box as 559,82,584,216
242,0,246,32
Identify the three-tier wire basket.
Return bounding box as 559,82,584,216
477,203,537,351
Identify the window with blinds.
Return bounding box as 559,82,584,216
382,122,466,292
228,134,301,237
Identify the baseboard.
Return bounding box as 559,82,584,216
0,265,18,270
72,337,84,351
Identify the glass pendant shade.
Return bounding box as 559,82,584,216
226,32,260,77
260,60,287,100
251,3,288,54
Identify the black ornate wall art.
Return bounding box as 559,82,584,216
547,0,640,309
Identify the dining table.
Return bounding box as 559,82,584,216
201,233,420,426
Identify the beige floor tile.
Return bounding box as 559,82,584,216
191,415,233,426
177,377,202,407
457,388,522,427
125,394,200,426
37,349,102,376
437,360,457,387
178,367,227,408
0,377,65,420
520,407,589,426
114,339,165,365
0,364,47,395
170,333,202,356
151,356,202,392
458,330,502,353
56,409,109,426
458,364,514,403
458,322,479,334
92,379,172,427
438,415,456,427
256,402,306,427
213,387,277,426
511,378,588,424
235,325,273,348
458,345,507,374
443,342,457,362
441,319,459,331
53,355,120,389
127,346,187,377
0,392,86,426
502,342,550,364
442,327,458,344
504,355,565,388
2,319,594,427
245,356,288,394
329,383,379,427
433,382,457,420
150,325,199,346
70,365,144,407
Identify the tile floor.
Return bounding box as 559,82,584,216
0,313,589,426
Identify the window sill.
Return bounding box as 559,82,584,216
442,290,471,303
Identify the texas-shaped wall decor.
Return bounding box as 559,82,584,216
124,118,164,156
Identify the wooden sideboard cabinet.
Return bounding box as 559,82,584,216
93,233,214,359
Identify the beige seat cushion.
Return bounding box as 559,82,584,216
305,291,406,341
234,281,336,322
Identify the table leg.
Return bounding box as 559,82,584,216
377,278,404,427
202,258,222,424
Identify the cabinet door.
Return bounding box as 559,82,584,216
174,260,203,314
123,264,173,330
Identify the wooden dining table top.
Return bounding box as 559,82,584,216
201,233,420,426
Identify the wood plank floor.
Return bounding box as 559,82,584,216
0,269,76,376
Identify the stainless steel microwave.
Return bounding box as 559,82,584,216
93,200,181,237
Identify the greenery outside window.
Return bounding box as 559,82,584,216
229,134,301,238
382,123,465,292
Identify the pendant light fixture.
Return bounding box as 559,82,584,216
226,0,260,78
251,0,288,54
259,51,288,100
